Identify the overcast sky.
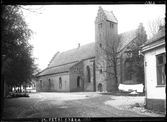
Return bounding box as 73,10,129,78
23,4,165,70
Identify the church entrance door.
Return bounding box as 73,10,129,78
98,83,102,92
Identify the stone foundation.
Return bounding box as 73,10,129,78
146,98,166,112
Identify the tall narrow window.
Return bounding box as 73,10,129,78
48,79,51,90
87,66,91,83
100,69,102,73
40,80,42,88
124,59,133,81
100,23,102,28
99,33,102,40
156,53,166,85
77,76,81,87
59,77,62,89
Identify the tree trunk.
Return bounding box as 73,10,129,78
19,84,22,92
1,74,4,113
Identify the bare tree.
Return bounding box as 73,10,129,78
147,16,165,39
95,25,147,91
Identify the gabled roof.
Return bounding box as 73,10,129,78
142,26,165,46
38,42,95,76
117,29,137,52
103,10,118,23
38,62,76,76
48,42,95,68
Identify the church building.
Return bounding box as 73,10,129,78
36,6,147,92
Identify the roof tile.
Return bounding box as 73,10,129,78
48,42,95,67
39,62,76,76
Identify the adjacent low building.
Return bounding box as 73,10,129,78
141,26,166,112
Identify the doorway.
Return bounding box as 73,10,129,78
98,83,102,92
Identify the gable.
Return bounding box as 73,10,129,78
95,6,118,24
117,29,137,52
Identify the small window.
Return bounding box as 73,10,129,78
59,77,62,89
48,79,51,89
100,69,102,73
110,23,114,28
40,80,43,88
98,24,100,29
99,43,102,48
48,79,51,83
156,53,166,85
98,23,102,29
99,33,102,40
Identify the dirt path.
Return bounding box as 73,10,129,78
2,92,165,118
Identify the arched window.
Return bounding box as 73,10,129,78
98,83,102,92
59,77,62,89
124,59,133,81
99,33,102,41
48,79,51,90
40,80,42,88
99,69,102,73
77,76,81,87
110,22,114,28
87,66,91,83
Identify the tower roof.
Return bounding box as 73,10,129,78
96,6,118,24
103,10,118,23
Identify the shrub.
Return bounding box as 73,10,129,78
8,92,29,98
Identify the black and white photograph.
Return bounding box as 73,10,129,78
1,2,166,121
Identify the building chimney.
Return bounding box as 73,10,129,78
78,43,80,48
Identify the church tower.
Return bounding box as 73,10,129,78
95,6,118,92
